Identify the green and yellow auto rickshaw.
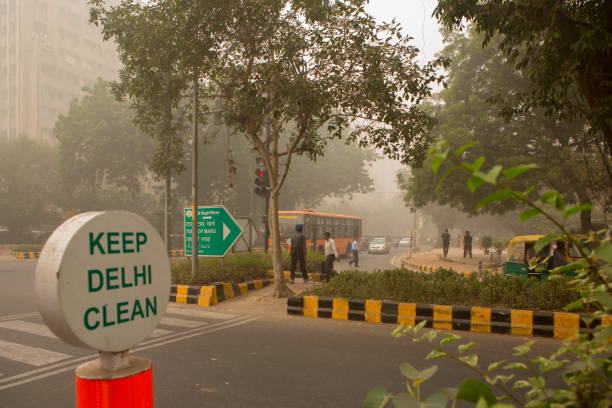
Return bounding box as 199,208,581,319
503,235,582,279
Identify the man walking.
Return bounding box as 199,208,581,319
442,228,451,258
463,231,473,258
323,231,338,282
348,237,359,268
290,224,308,284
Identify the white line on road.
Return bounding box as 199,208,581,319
0,312,39,322
166,306,237,320
159,317,208,328
148,328,173,338
0,320,57,339
0,315,258,391
0,340,71,367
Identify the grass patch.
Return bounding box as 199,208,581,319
11,244,43,252
308,269,580,311
172,251,325,285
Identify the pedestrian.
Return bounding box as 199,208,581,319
323,231,338,282
290,224,308,284
348,237,359,268
463,231,473,258
441,228,451,258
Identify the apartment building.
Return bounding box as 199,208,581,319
0,0,121,141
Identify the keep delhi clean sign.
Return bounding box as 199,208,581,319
35,211,170,352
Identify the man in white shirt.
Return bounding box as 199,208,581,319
348,238,359,268
323,232,338,281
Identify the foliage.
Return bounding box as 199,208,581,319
492,240,506,251
434,0,612,165
171,252,272,285
365,140,611,407
310,269,578,312
281,251,325,275
396,29,609,233
0,136,60,235
10,244,44,252
90,0,446,297
480,236,493,250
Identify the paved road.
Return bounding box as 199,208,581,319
0,258,562,407
337,246,407,273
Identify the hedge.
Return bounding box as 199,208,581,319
308,269,581,311
172,251,325,285
10,244,43,252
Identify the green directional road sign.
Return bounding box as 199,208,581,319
184,206,243,257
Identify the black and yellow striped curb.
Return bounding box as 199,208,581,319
266,270,325,282
169,279,272,307
9,251,40,259
170,249,185,257
287,296,612,339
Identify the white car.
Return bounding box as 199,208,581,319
368,237,390,254
398,237,411,247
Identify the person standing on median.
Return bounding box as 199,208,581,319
442,228,451,258
348,237,359,268
290,224,308,284
323,232,338,282
463,230,473,258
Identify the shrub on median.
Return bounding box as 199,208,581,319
11,244,43,252
172,251,326,285
309,268,580,311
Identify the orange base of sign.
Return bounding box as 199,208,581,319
76,365,153,408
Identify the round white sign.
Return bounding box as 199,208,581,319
35,211,171,352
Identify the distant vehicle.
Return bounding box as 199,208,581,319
398,237,411,247
278,210,362,257
368,237,390,254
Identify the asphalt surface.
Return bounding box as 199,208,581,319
0,254,563,408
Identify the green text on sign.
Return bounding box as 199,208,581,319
184,206,243,257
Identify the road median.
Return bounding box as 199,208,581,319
170,278,273,307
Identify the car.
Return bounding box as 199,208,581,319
368,237,390,254
398,237,411,247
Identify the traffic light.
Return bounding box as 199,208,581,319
254,167,270,197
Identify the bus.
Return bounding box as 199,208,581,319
278,210,362,256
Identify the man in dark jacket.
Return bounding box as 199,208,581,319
463,231,473,258
290,224,308,284
442,228,451,258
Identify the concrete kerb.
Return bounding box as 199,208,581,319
9,251,40,259
287,295,612,340
169,278,273,307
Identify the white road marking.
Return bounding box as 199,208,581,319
0,315,258,390
166,306,236,320
0,312,39,322
0,320,57,339
160,317,207,328
148,328,173,338
0,340,71,367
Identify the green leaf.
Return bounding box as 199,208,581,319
476,397,489,408
593,290,612,308
439,387,458,401
593,243,612,263
392,393,420,408
423,331,437,343
472,156,485,171
435,166,458,193
475,189,512,210
364,386,391,408
412,320,427,334
540,191,559,204
426,349,447,360
513,341,535,356
479,165,503,184
554,195,566,211
456,379,497,406
399,363,420,380
467,175,485,192
459,354,478,367
458,342,476,354
503,362,528,370
562,204,592,219
519,208,541,221
502,164,538,181
419,365,439,382
563,299,583,311
487,360,507,371
512,380,530,389
534,234,560,254
453,142,479,157
593,326,612,342
423,392,448,408
431,156,445,174
440,333,461,345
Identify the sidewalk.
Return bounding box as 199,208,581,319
399,247,497,273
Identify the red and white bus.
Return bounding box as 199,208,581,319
278,210,362,256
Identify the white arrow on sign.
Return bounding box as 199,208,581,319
223,223,230,240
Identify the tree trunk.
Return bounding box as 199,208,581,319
577,191,593,233
269,187,293,298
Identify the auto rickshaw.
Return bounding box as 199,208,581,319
503,235,582,279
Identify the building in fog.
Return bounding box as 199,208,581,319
0,0,121,141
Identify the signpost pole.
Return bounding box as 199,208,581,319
191,70,199,278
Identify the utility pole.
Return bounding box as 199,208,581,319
191,71,199,278
164,168,171,255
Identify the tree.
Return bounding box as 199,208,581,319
397,30,610,232
0,137,59,237
90,0,444,297
54,79,161,225
434,0,612,179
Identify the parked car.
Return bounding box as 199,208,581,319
398,237,411,247
368,237,390,254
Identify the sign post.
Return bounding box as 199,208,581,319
35,211,171,408
184,205,243,257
